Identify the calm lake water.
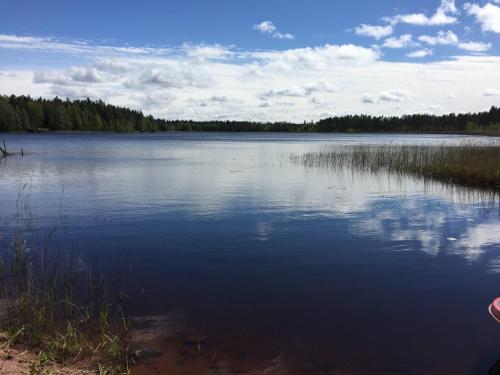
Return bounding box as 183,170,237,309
1,133,499,374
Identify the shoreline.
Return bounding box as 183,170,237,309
1,130,500,136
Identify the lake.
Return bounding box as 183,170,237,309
0,132,499,374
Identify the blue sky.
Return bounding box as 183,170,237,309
0,0,500,121
0,0,430,48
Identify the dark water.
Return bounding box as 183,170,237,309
1,133,499,374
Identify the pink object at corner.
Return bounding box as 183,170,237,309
489,297,500,323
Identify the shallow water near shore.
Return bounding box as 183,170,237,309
0,132,499,374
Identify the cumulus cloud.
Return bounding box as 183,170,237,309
304,80,337,94
258,80,336,100
361,94,378,104
387,0,459,26
259,87,305,99
457,41,491,52
361,90,411,104
49,85,103,100
67,67,106,83
464,2,500,33
252,44,380,70
209,95,229,103
34,67,109,86
418,30,458,46
355,24,393,40
253,21,294,40
407,49,433,58
127,64,213,89
417,30,490,53
253,21,276,34
272,32,295,40
310,96,328,106
484,88,500,96
93,59,132,74
379,90,411,102
34,71,72,86
183,43,231,60
382,34,417,49
129,91,176,110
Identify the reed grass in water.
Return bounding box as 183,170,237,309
293,143,500,190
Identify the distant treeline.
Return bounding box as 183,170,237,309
1,94,500,134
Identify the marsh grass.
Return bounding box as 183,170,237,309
293,143,500,191
0,185,131,374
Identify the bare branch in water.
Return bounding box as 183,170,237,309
0,140,8,157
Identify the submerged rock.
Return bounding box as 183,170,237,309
129,312,183,343
131,346,162,364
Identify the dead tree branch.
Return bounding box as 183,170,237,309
0,140,25,158
0,140,8,157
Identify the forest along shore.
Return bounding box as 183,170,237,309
1,95,500,135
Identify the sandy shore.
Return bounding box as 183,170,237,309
0,346,94,375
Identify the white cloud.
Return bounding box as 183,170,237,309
251,44,381,70
258,80,336,100
361,90,411,104
457,41,491,52
355,24,393,40
209,95,229,103
272,32,295,40
128,64,214,89
33,67,107,86
33,71,72,86
387,0,459,26
379,90,411,102
67,67,105,83
94,59,132,74
310,96,328,106
304,80,337,94
184,43,231,60
382,34,416,49
361,94,378,104
253,21,277,34
0,33,172,57
259,87,307,99
130,91,176,110
417,30,491,53
440,0,459,14
2,33,500,121
50,85,103,100
253,21,294,40
484,88,500,96
464,3,500,33
407,49,433,58
418,30,458,46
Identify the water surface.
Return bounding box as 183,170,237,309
0,133,499,374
